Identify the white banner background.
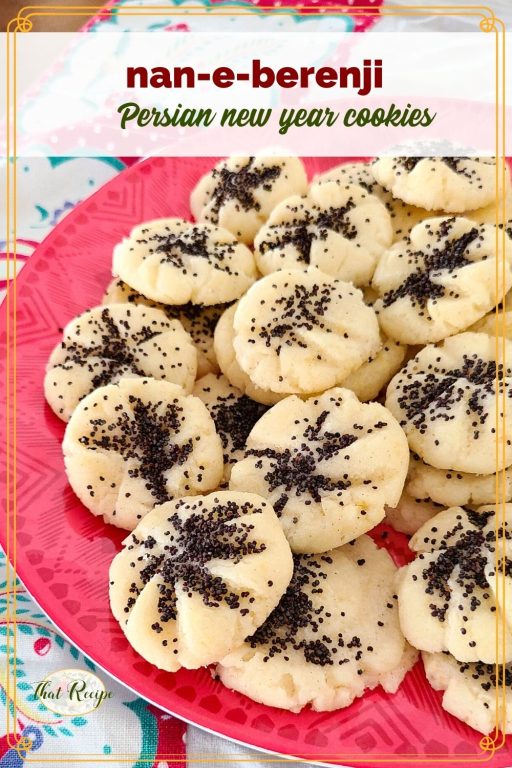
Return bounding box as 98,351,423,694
1,31,509,157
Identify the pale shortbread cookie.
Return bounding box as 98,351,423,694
315,161,378,191
341,287,408,401
213,296,386,406
469,310,512,339
468,254,512,338
372,217,512,344
341,336,406,402
214,303,284,406
406,453,512,508
385,332,512,474
45,304,197,422
466,164,512,225
319,160,512,237
389,164,512,237
217,536,418,712
190,156,308,245
192,374,268,483
397,505,512,663
113,218,257,305
229,388,409,553
371,157,496,212
315,161,384,200
423,652,512,735
109,491,293,671
315,160,438,242
389,165,512,237
254,181,392,287
233,269,382,395
63,378,223,529
104,277,223,377
500,287,512,310
385,491,443,536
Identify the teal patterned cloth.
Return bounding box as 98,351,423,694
0,551,187,767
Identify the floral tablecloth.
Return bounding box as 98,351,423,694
0,553,187,767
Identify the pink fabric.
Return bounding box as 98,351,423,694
83,0,383,34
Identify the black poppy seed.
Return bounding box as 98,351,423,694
397,353,503,436
129,501,268,623
207,391,268,461
421,524,494,622
382,226,479,310
259,199,357,265
209,158,282,219
247,555,338,666
79,396,193,505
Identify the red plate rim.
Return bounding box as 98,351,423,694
0,155,509,767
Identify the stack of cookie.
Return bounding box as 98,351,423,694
314,157,512,242
385,332,512,535
43,154,512,731
397,504,512,735
356,159,512,535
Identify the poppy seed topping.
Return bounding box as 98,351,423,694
209,157,283,217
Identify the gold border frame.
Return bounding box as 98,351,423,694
3,2,508,764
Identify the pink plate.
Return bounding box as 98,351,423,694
1,156,510,766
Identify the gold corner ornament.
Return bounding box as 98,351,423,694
479,725,508,754
479,732,496,753
13,735,33,758
480,14,498,32
12,11,33,32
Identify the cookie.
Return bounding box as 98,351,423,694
389,166,512,240
217,536,417,712
109,491,293,671
315,161,383,197
315,160,436,242
385,332,512,474
341,337,406,402
466,163,512,226
502,288,512,310
190,156,308,245
469,310,512,339
254,181,392,287
319,160,512,236
406,453,512,508
371,157,496,212
233,268,382,395
63,377,223,529
229,388,409,553
423,651,512,735
113,218,257,305
385,491,443,536
372,217,512,344
213,303,284,406
192,373,268,483
104,278,223,377
397,505,512,663
45,304,197,422
341,283,408,401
